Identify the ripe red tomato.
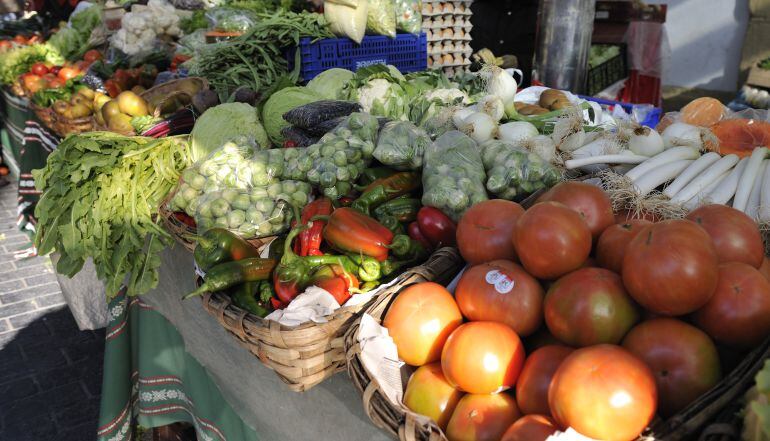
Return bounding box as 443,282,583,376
760,257,770,283
623,219,719,315
455,260,544,336
30,62,49,76
456,200,524,264
549,345,657,441
686,204,765,268
622,318,722,417
21,74,45,94
403,363,463,431
514,202,591,280
83,49,102,63
57,66,80,81
501,415,558,441
383,282,463,366
47,78,64,89
596,220,652,274
515,345,573,416
441,322,526,394
538,181,615,240
446,393,521,441
545,267,639,346
693,262,770,348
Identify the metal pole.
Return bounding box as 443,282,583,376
533,0,597,93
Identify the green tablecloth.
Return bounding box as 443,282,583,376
98,290,260,441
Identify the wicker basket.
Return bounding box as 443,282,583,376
29,102,56,131
343,268,770,441
199,247,464,392
51,112,95,137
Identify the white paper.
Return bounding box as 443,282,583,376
358,314,405,405
547,428,602,441
264,286,341,326
515,86,603,126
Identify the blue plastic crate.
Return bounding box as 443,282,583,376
287,33,428,82
579,95,662,128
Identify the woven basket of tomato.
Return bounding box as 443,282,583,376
344,181,770,441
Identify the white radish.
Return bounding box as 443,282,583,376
746,160,768,219
452,107,474,128
499,121,538,143
733,147,768,212
461,112,498,144
683,171,729,210
564,153,648,170
662,123,703,149
669,154,740,204
482,65,518,105
759,161,770,221
628,126,664,157
521,135,557,163
625,146,701,182
631,159,694,196
662,152,721,198
477,95,505,121
707,157,749,205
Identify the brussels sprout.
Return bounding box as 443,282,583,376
266,182,282,198
232,194,251,210
221,188,239,203
188,174,207,190
249,187,268,202
197,201,213,218
210,198,231,217
181,186,200,202
255,198,275,213
187,197,201,215
213,217,229,228
291,191,309,206
282,181,297,194
246,207,265,224
227,210,246,229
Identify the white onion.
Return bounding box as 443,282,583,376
452,107,475,129
462,112,498,144
522,135,557,163
662,123,702,149
477,95,505,122
555,129,586,152
482,65,517,105
499,121,538,143
628,126,664,157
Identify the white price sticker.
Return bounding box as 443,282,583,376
485,270,514,294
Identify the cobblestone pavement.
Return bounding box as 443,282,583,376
0,182,105,441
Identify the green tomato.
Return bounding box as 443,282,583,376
227,210,246,229
211,198,231,217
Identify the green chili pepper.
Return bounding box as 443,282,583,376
352,172,421,215
360,167,398,186
378,215,405,235
193,228,261,272
374,198,421,223
231,281,271,317
387,234,426,259
381,242,430,279
185,258,278,299
345,254,382,282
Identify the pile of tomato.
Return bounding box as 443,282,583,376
18,49,102,95
383,181,770,441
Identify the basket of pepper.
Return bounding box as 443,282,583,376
186,187,463,392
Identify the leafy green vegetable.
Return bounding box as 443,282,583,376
306,68,353,99
0,43,63,85
33,133,194,297
190,102,270,161
47,5,102,61
480,140,560,200
180,10,209,35
262,86,323,145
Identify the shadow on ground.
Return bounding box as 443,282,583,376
0,306,104,441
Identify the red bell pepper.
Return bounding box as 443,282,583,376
297,198,332,257
315,208,394,261
416,207,457,248
310,264,359,305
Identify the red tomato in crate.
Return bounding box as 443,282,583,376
686,204,765,268
454,260,544,336
441,322,525,394
30,62,49,76
596,220,652,274
622,318,722,417
57,66,80,81
545,267,639,346
538,181,615,240
622,219,719,315
515,345,573,416
693,262,770,348
382,282,462,366
21,74,45,94
514,202,591,280
501,415,558,441
446,393,521,441
456,200,524,264
548,345,657,441
83,49,102,63
403,362,463,431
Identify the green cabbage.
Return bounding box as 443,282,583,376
306,68,353,100
190,103,270,161
262,86,323,145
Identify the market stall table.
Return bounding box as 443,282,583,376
95,245,390,441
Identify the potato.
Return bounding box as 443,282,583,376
539,89,567,108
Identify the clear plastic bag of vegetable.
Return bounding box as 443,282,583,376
305,133,367,199
206,8,257,33
241,148,285,187
481,140,561,201
329,112,381,158
283,100,362,130
373,121,430,170
194,181,309,238
325,0,368,44
395,0,421,34
422,131,488,221
366,0,397,38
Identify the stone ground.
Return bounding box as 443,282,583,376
0,181,105,441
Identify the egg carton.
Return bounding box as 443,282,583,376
444,65,471,78
422,2,472,16
422,16,473,28
426,28,472,42
428,42,473,56
428,52,471,68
